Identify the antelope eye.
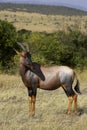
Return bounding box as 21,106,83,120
27,53,31,58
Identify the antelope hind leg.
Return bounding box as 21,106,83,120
67,96,73,115
73,94,78,115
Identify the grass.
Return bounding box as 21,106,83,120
0,71,87,130
0,10,87,33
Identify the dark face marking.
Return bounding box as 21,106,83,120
25,52,33,65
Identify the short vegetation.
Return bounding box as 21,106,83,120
0,3,87,73
0,20,87,73
0,3,87,33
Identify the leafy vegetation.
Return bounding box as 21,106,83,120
25,30,87,69
0,20,17,71
0,20,87,73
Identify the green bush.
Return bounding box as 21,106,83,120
0,20,17,71
0,20,87,73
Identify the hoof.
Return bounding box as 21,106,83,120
66,111,70,115
74,111,82,116
29,112,35,117
32,113,35,117
74,111,78,115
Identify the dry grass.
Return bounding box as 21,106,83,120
0,10,87,33
0,70,87,130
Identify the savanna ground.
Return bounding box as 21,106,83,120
0,70,87,130
0,10,87,33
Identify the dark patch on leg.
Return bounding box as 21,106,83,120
67,88,75,97
62,84,75,97
28,89,32,97
28,89,36,117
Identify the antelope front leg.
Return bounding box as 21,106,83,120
28,95,36,117
31,96,36,116
28,85,37,117
28,96,32,116
67,96,73,115
28,89,34,117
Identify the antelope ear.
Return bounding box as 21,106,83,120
14,48,21,55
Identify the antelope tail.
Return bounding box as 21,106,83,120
74,79,81,94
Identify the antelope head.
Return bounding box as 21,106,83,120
15,42,45,80
15,42,33,70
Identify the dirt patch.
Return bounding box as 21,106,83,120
82,88,87,95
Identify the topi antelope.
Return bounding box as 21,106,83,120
15,42,81,116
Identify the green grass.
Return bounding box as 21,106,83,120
0,71,87,130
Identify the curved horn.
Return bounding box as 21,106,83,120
23,43,29,52
17,42,26,51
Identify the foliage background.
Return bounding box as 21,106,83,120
0,20,87,73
